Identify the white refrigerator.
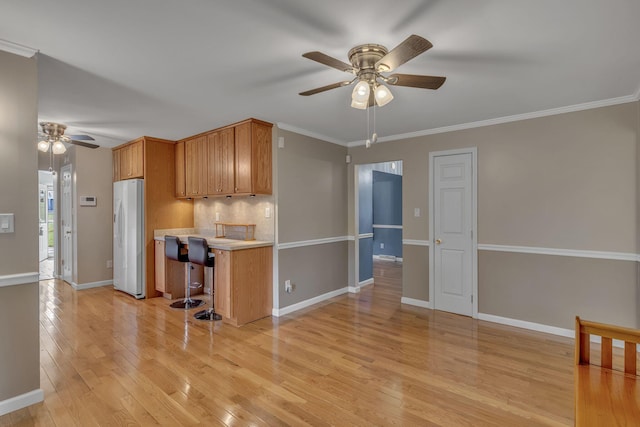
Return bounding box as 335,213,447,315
113,179,145,299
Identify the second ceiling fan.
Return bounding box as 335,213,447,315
300,34,446,109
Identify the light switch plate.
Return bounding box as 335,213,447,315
265,207,271,218
0,213,15,233
414,208,421,217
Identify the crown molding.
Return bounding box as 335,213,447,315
0,39,38,58
276,122,347,146
347,93,640,147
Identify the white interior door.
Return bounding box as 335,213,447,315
38,184,48,262
61,165,73,284
433,153,473,316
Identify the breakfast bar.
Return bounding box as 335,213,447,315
154,228,273,326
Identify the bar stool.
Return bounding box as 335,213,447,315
188,237,222,321
166,235,204,309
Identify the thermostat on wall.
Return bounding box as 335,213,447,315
80,196,97,207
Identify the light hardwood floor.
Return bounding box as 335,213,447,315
2,260,575,426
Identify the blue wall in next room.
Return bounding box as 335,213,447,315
373,171,402,258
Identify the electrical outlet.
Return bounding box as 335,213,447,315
215,212,220,222
265,207,271,218
380,243,384,249
285,279,293,293
107,260,113,269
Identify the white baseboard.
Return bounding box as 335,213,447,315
272,287,349,317
401,297,433,309
0,389,44,416
71,280,113,291
358,278,374,287
477,313,634,350
373,255,403,262
348,278,375,294
478,313,574,338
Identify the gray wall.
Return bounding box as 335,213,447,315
0,50,40,402
348,101,639,329
75,147,113,284
276,129,348,308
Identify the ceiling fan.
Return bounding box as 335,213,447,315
37,122,99,154
300,34,446,109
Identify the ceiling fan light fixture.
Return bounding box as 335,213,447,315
351,80,370,103
351,98,368,110
374,84,394,107
52,140,67,154
37,140,50,152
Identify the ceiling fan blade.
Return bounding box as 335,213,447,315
375,35,433,72
388,73,446,89
68,134,95,141
68,139,99,149
302,51,355,73
299,80,352,96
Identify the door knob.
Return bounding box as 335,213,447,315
435,239,442,245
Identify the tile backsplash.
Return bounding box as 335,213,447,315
194,196,275,241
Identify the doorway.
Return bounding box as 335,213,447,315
355,161,403,292
428,148,478,317
38,171,55,280
60,164,73,284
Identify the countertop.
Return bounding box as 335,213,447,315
154,228,273,251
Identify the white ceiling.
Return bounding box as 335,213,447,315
2,0,640,148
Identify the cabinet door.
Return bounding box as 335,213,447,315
185,135,207,197
130,140,144,178
208,128,235,195
120,145,131,178
175,141,186,197
206,132,220,195
234,122,252,193
155,240,166,292
113,149,121,181
251,122,272,194
214,249,232,319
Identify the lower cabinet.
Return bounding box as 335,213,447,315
214,246,273,326
154,240,272,326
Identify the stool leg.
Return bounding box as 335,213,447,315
195,266,221,321
170,262,204,310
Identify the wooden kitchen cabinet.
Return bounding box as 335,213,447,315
207,128,235,195
184,135,208,197
214,246,272,326
174,118,273,199
175,141,187,198
119,139,144,179
234,119,272,195
112,149,121,181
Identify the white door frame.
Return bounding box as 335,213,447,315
428,147,478,318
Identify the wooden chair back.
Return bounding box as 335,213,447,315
575,316,639,375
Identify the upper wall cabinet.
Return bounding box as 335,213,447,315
175,141,186,198
208,127,235,195
177,118,273,198
184,135,208,198
114,139,144,181
230,119,272,195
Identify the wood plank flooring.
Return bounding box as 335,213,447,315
1,260,576,426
